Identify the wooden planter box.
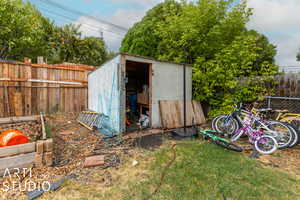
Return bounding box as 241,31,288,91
0,115,53,176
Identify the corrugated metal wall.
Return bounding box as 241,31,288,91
88,55,122,133
88,54,193,133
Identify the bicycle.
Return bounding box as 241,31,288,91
251,107,299,147
230,112,278,154
199,129,243,152
212,103,295,149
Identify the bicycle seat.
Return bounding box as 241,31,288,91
274,109,289,113
255,108,272,113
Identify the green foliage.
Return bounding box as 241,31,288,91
120,0,182,58
0,0,54,61
50,24,108,66
120,0,279,116
0,0,110,66
297,48,300,61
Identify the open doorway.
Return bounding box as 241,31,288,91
125,60,151,132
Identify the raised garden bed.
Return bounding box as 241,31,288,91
0,115,53,176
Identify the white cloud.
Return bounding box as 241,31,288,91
75,7,148,51
111,0,161,7
247,0,300,66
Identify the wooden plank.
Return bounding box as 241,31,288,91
0,115,37,124
41,68,48,112
40,113,46,140
24,64,32,115
0,152,35,175
0,143,36,158
31,67,38,115
159,100,206,129
192,101,206,124
13,92,23,116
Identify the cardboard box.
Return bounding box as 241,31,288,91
138,93,149,105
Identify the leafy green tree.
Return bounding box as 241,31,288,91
121,0,278,116
0,0,54,61
297,49,300,61
120,0,182,58
50,24,108,66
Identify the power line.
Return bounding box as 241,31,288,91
36,5,125,38
41,11,125,40
34,0,128,32
30,0,126,35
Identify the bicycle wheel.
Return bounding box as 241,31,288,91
214,139,243,152
254,135,278,154
266,121,295,149
212,115,238,136
285,123,299,147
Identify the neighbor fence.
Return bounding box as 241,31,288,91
0,60,96,117
253,74,300,112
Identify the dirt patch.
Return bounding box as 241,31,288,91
235,137,300,178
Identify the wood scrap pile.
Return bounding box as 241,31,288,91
0,121,42,141
0,116,42,141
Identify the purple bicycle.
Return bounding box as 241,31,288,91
231,112,278,154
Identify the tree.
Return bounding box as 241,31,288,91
120,0,278,116
50,24,108,66
297,49,300,61
0,0,54,61
0,0,110,66
120,0,182,58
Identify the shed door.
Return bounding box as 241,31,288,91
89,56,121,134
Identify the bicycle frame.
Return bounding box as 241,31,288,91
227,107,279,137
199,130,229,143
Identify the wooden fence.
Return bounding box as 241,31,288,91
273,74,300,97
0,60,96,117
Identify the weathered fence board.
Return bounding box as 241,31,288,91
0,143,36,158
0,61,95,117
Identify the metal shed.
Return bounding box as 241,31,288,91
88,53,193,134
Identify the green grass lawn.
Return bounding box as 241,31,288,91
40,140,300,200
122,141,300,200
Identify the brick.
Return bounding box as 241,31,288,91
43,139,53,152
84,155,105,168
60,130,74,135
43,152,53,167
36,141,44,154
35,153,43,168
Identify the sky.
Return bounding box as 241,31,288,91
28,0,300,67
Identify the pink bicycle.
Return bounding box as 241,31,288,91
231,113,278,154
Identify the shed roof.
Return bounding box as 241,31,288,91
120,53,192,66
89,53,192,76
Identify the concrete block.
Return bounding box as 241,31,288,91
43,139,53,152
43,152,53,167
35,153,43,168
36,141,44,154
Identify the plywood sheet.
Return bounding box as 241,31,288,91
159,100,206,129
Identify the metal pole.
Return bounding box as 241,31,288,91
183,64,186,133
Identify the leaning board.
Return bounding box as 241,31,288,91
159,100,206,129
